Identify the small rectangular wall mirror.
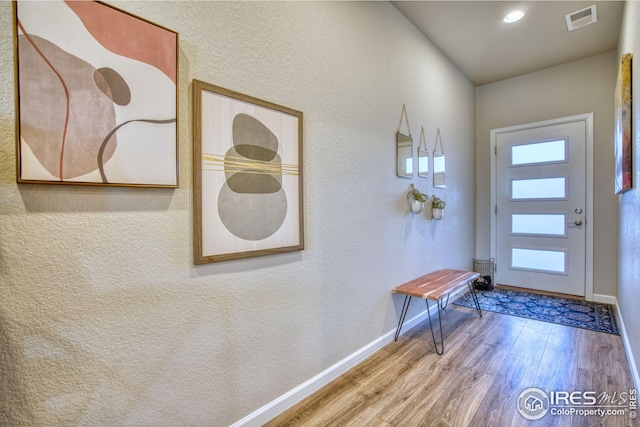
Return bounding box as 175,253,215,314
433,151,445,188
433,128,445,188
418,126,429,178
397,132,413,178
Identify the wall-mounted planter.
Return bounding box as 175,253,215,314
410,199,425,214
406,184,427,214
430,196,446,220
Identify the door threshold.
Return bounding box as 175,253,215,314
494,284,586,301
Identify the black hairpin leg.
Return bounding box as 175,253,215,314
467,280,483,318
394,295,412,341
426,298,445,355
439,293,451,310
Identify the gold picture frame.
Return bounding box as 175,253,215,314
192,80,304,264
14,0,178,187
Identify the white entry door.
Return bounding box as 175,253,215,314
493,116,592,296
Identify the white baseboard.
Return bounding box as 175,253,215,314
231,305,435,427
592,293,616,305
233,290,636,427
578,294,638,390
613,297,640,392
232,287,475,426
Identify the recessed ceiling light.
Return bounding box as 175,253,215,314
503,10,525,23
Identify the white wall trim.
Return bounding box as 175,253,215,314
232,288,637,426
231,301,441,427
614,297,640,392
233,285,471,426
489,113,594,300
591,293,616,305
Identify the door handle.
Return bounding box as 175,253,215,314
567,219,584,226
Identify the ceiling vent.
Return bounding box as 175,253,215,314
566,5,597,31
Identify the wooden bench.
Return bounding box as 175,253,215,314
393,269,482,355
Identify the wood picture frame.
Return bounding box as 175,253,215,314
14,0,178,187
614,53,632,194
192,80,304,264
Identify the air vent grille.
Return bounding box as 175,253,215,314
566,5,597,31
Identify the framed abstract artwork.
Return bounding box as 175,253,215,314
614,53,632,194
14,0,178,187
192,80,304,264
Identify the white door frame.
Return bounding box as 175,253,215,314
490,113,594,301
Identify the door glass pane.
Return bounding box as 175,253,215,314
512,248,566,273
512,177,566,199
512,140,566,166
512,214,566,236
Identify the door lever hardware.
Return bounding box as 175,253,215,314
567,219,584,226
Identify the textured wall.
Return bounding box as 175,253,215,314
617,0,640,387
0,2,476,425
475,51,619,296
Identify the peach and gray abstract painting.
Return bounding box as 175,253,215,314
16,0,177,186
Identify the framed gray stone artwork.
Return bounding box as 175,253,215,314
192,80,304,264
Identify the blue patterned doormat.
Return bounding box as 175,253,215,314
454,288,619,335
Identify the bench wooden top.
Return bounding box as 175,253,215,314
393,269,480,301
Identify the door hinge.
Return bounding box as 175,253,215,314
494,145,497,155
494,204,498,214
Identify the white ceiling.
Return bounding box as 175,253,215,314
391,1,624,86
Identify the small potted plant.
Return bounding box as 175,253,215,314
407,185,427,214
431,196,446,220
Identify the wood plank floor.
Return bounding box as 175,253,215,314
265,305,638,427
